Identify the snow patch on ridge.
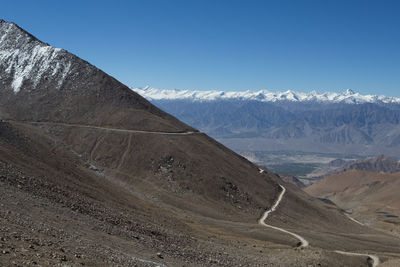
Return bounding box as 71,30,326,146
0,23,13,45
0,45,64,92
0,21,71,93
132,86,400,104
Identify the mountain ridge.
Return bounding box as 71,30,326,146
133,86,400,104
0,20,194,132
133,87,400,157
342,155,400,173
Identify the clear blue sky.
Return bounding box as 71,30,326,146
2,0,400,96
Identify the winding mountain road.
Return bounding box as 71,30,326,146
9,120,199,135
258,181,309,248
334,214,380,266
258,168,380,266
334,250,380,267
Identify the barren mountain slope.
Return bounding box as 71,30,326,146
305,170,400,237
0,20,193,132
1,20,400,266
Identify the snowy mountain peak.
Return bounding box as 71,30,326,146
132,86,400,104
343,89,355,95
0,20,72,93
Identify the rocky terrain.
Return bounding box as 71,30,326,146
1,19,400,266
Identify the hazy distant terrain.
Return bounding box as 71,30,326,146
240,150,354,175
134,88,400,157
133,87,400,178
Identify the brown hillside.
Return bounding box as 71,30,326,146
305,170,400,237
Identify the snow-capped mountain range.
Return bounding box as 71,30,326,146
133,85,400,157
133,86,400,104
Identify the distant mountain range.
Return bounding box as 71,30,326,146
132,87,400,157
134,86,400,104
